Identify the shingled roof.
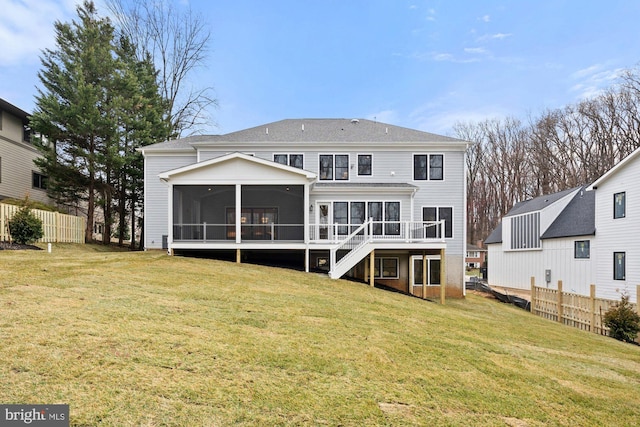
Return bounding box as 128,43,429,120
141,118,468,152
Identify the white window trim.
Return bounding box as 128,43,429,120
274,153,304,169
318,153,350,181
412,153,445,182
374,257,400,279
421,205,454,239
410,254,442,286
356,153,373,176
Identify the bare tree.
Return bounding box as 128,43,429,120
106,0,217,138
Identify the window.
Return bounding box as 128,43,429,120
274,154,304,169
384,201,400,235
422,207,453,238
574,240,590,259
414,154,444,181
374,257,399,279
509,212,541,250
357,154,372,176
327,200,400,236
319,154,349,181
32,172,47,190
23,125,31,143
614,252,626,280
614,192,626,219
412,257,441,286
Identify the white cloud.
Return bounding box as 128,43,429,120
464,47,488,55
426,8,436,21
480,15,490,22
477,32,512,42
569,65,625,100
0,0,78,67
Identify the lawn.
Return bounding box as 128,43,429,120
1,244,639,426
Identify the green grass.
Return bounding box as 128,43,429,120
1,244,639,426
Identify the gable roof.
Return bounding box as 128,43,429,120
158,152,317,181
589,146,640,190
142,118,469,153
505,187,579,217
541,188,595,239
484,221,502,245
0,98,29,124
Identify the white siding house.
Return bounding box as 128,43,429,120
0,98,50,205
141,119,469,297
487,146,640,303
485,187,596,296
588,147,640,303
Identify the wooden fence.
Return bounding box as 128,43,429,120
531,277,640,336
0,203,85,244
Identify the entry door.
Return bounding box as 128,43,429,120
317,203,330,240
411,255,441,287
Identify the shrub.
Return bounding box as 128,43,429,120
8,206,44,245
603,293,640,343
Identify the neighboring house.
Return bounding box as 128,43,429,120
465,241,487,269
588,147,640,303
486,146,640,303
0,98,50,205
141,118,469,297
485,186,596,297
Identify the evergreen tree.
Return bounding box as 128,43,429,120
30,1,169,245
31,1,117,243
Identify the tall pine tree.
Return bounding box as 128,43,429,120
31,1,169,245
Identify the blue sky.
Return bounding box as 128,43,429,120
2,0,640,136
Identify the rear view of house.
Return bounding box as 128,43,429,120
141,119,468,297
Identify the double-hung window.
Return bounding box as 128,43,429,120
357,154,372,176
319,154,349,180
374,257,399,279
32,171,48,190
274,154,304,169
414,154,444,181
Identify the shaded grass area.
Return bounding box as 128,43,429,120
1,244,639,426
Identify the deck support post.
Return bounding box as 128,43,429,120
422,253,427,299
236,249,241,264
369,250,375,287
439,249,446,305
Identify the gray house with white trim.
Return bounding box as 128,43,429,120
141,118,468,297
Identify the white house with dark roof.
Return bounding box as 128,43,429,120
140,118,469,298
485,186,596,297
486,145,640,303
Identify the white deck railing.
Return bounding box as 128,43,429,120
172,220,445,243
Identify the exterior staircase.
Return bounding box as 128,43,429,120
328,220,374,279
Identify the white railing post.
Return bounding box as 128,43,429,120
441,220,445,242
203,222,207,241
271,223,275,241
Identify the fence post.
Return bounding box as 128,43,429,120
557,280,563,324
530,276,536,315
590,284,596,334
